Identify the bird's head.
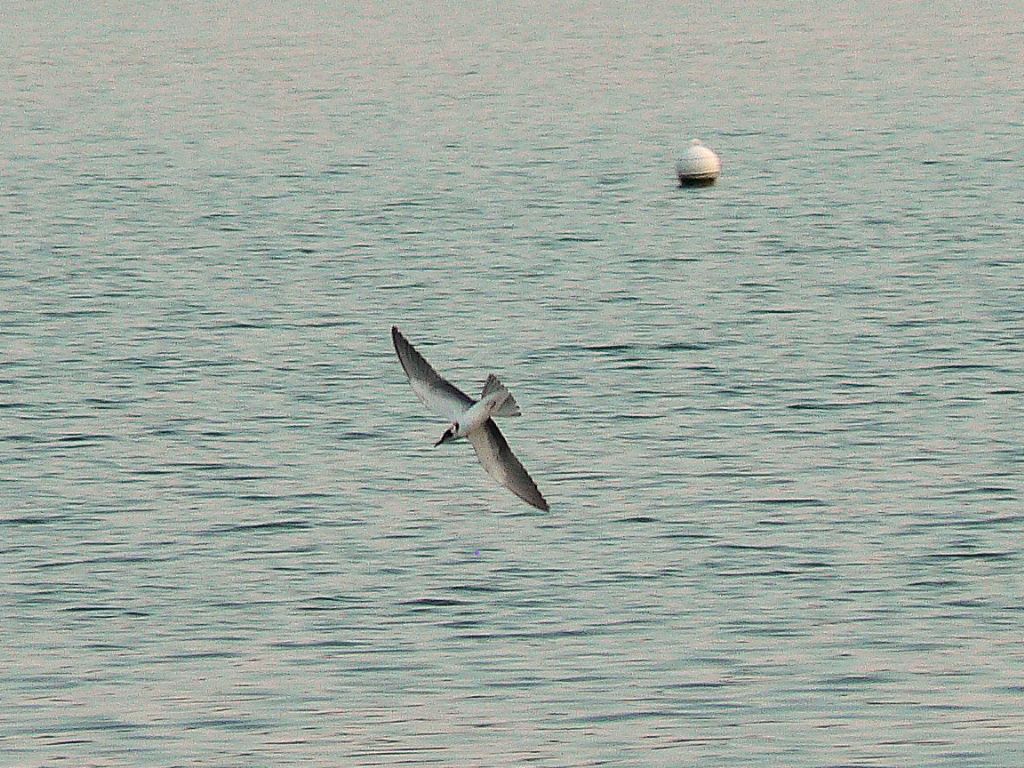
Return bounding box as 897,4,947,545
434,423,458,447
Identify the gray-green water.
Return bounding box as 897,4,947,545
3,2,1023,766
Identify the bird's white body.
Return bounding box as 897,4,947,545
452,389,514,438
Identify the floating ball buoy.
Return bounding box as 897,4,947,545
676,139,721,186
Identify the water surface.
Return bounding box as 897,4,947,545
3,2,1022,766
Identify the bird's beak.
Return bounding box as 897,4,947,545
434,430,451,447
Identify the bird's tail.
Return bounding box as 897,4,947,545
481,374,521,417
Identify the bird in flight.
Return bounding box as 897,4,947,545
391,326,549,511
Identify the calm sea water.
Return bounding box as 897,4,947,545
3,2,1022,766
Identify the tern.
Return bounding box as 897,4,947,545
391,326,549,511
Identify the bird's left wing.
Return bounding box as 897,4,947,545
392,326,473,421
467,419,549,511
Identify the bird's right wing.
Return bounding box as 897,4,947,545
392,326,474,421
467,419,549,511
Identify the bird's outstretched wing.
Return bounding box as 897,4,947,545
467,419,549,511
392,326,473,421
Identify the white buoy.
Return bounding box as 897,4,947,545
676,139,721,186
